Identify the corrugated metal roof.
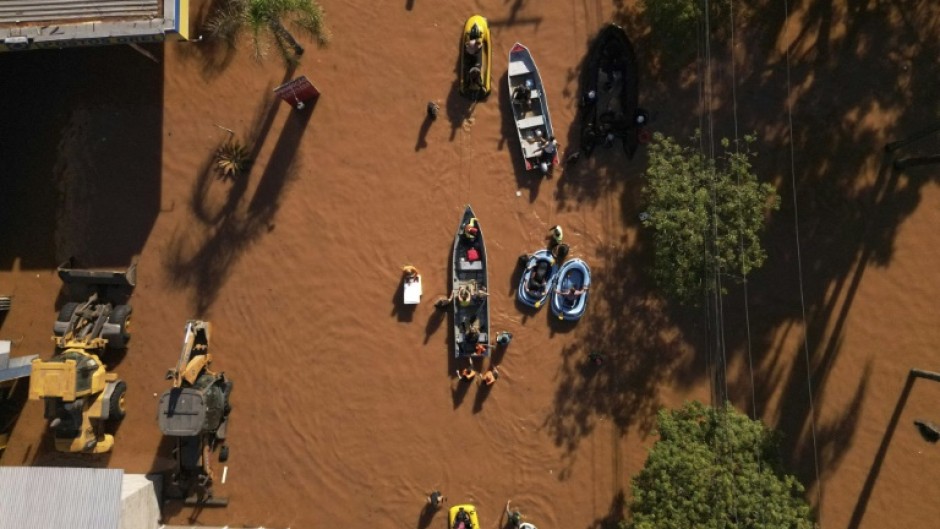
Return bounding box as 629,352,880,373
0,0,159,24
0,342,37,383
0,355,37,383
0,467,123,529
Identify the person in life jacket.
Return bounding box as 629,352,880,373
456,365,477,382
463,218,479,240
457,285,473,307
481,364,500,385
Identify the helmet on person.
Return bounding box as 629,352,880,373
525,79,534,89
535,129,543,138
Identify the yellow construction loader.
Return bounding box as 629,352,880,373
158,320,232,506
28,260,135,453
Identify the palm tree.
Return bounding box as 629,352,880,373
207,0,330,64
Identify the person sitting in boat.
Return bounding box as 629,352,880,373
472,285,488,303
457,285,473,307
539,136,558,159
557,286,587,301
462,218,479,240
526,259,552,294
465,26,483,55
512,83,531,112
581,89,597,107
454,507,473,529
538,137,558,174
468,67,484,90
465,324,480,343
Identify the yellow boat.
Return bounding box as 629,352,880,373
459,15,492,99
449,504,479,529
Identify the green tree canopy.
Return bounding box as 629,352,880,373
642,132,779,303
627,401,814,529
207,0,330,65
640,0,731,64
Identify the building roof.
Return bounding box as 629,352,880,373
0,341,36,383
0,467,123,529
0,0,187,49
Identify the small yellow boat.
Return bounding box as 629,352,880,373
459,15,492,99
449,504,479,529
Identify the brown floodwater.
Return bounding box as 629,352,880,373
1,1,939,528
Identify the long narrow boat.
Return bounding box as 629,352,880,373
507,43,559,175
451,205,490,358
459,15,492,99
579,24,640,159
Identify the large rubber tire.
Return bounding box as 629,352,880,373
109,381,127,421
108,304,132,346
54,302,81,337
56,302,81,323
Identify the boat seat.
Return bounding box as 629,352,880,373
522,140,544,158
457,332,488,346
516,115,545,129
458,258,483,271
508,61,530,76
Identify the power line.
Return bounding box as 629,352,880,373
726,0,758,422
782,0,824,522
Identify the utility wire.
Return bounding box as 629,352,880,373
782,0,824,522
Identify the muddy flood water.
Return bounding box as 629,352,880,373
2,1,940,528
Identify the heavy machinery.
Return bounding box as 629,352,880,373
158,320,232,506
28,260,135,453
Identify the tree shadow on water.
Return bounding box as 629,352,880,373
585,490,626,529
609,0,940,505
172,0,242,79
166,93,316,316
544,236,702,470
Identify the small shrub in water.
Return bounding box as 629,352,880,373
215,140,251,179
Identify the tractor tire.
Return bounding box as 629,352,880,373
109,381,127,421
53,302,81,337
219,445,229,463
106,304,133,348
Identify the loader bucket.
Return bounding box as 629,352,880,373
57,260,137,288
